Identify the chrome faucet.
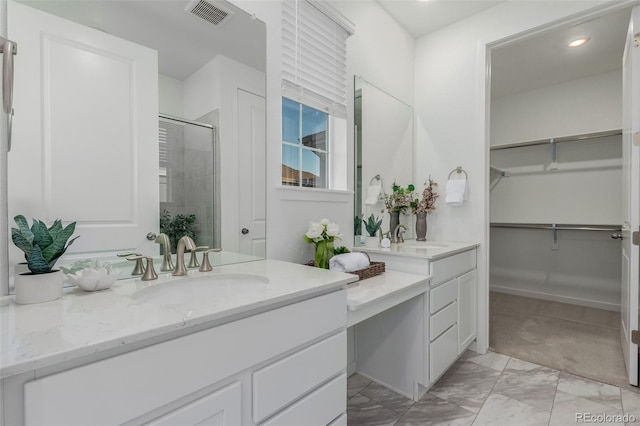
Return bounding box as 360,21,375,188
173,236,196,276
154,233,174,272
393,224,407,244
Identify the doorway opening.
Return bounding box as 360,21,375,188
487,5,635,388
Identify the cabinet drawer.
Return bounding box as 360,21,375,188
430,301,457,341
261,373,346,426
430,250,476,287
430,279,457,314
430,324,458,382
253,331,346,423
146,382,241,426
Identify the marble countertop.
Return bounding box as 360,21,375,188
358,241,479,260
347,270,431,327
0,259,358,379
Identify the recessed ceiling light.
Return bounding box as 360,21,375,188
568,37,590,48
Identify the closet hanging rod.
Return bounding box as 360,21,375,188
490,223,621,232
490,129,622,151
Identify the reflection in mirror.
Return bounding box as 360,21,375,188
354,76,414,245
159,114,219,252
7,0,266,284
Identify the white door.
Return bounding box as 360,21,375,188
237,89,266,257
621,5,640,387
8,1,158,260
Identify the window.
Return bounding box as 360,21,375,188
281,0,354,190
282,98,329,188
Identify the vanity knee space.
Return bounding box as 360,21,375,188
350,244,478,397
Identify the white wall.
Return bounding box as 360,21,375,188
231,0,415,264
413,0,625,353
492,70,621,145
158,74,184,117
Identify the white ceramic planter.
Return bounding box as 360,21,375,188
14,270,64,305
364,236,379,248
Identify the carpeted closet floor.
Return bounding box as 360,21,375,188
490,291,629,389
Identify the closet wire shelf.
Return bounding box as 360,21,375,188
490,129,622,151
490,223,621,232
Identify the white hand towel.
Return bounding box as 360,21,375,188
445,179,467,206
365,183,382,205
329,253,370,273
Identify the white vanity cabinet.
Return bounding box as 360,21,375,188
358,243,478,395
8,289,347,426
428,250,477,382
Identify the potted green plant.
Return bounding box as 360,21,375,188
362,214,382,248
11,215,79,304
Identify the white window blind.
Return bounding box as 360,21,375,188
282,0,353,118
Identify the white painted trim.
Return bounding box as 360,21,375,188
275,186,352,203
490,285,621,312
307,0,355,35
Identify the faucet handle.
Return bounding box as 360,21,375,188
126,255,158,281
117,252,144,275
199,248,223,272
188,246,209,268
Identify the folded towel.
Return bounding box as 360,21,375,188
365,183,382,205
329,253,370,273
445,179,468,206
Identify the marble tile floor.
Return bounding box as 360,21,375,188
347,350,640,425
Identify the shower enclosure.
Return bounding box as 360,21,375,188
158,114,220,252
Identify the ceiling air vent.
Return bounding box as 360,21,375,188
185,0,234,26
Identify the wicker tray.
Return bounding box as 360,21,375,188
351,261,385,281
305,252,385,281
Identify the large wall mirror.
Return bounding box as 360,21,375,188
7,0,266,274
354,76,414,245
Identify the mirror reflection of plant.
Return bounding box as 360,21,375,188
160,209,197,253
354,214,362,236
362,213,383,237
384,182,415,213
411,177,439,214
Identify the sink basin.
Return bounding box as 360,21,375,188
131,273,269,305
399,242,449,249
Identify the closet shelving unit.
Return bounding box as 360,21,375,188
490,128,623,234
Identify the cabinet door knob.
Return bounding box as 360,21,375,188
611,232,623,240
241,228,249,235
146,232,157,241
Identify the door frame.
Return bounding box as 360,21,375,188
481,0,638,361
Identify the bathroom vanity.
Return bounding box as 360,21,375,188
0,260,356,425
349,241,478,400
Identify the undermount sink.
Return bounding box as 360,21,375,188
399,242,449,249
131,273,270,305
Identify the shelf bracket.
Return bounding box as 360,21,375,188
549,138,558,170
551,223,559,250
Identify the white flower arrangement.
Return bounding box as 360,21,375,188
304,218,342,244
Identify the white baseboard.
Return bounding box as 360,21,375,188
490,285,620,312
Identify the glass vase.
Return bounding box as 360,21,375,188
315,240,334,269
416,212,427,241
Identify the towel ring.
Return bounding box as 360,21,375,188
369,174,384,186
448,166,468,180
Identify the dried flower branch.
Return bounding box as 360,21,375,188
411,177,439,214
